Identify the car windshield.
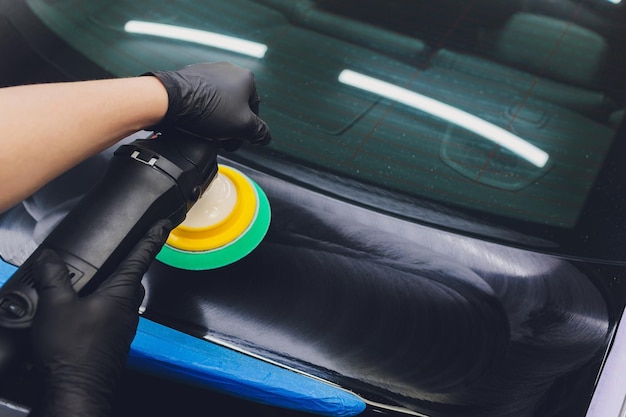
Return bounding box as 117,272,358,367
23,0,626,250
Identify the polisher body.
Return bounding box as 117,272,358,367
0,132,219,329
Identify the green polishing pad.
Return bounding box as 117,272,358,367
156,166,271,270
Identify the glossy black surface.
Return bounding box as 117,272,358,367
0,145,618,416
1,1,626,416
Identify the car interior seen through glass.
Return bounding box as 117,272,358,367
22,0,626,233
2,2,626,417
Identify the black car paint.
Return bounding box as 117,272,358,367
0,1,625,417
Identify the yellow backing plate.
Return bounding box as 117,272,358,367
166,165,257,252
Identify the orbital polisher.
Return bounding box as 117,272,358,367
0,131,270,372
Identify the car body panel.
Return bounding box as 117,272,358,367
0,137,617,416
0,260,367,417
1,1,626,416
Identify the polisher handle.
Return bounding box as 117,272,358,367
0,132,219,329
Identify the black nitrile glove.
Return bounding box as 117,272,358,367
28,219,172,417
145,62,272,150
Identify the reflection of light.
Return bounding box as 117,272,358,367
338,70,550,168
606,0,621,4
124,20,267,58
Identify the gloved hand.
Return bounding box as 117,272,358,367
28,219,172,417
145,62,272,150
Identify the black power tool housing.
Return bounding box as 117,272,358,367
0,132,219,329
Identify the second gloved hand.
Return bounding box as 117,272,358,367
145,62,272,147
28,220,172,417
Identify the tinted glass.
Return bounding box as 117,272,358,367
25,0,626,229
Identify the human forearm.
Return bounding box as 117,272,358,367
0,76,168,212
13,61,271,416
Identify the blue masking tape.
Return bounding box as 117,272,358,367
0,258,365,416
129,318,366,416
0,260,17,283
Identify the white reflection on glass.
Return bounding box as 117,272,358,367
606,0,621,4
338,70,550,168
124,20,268,59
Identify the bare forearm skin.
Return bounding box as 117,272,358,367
0,76,168,212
